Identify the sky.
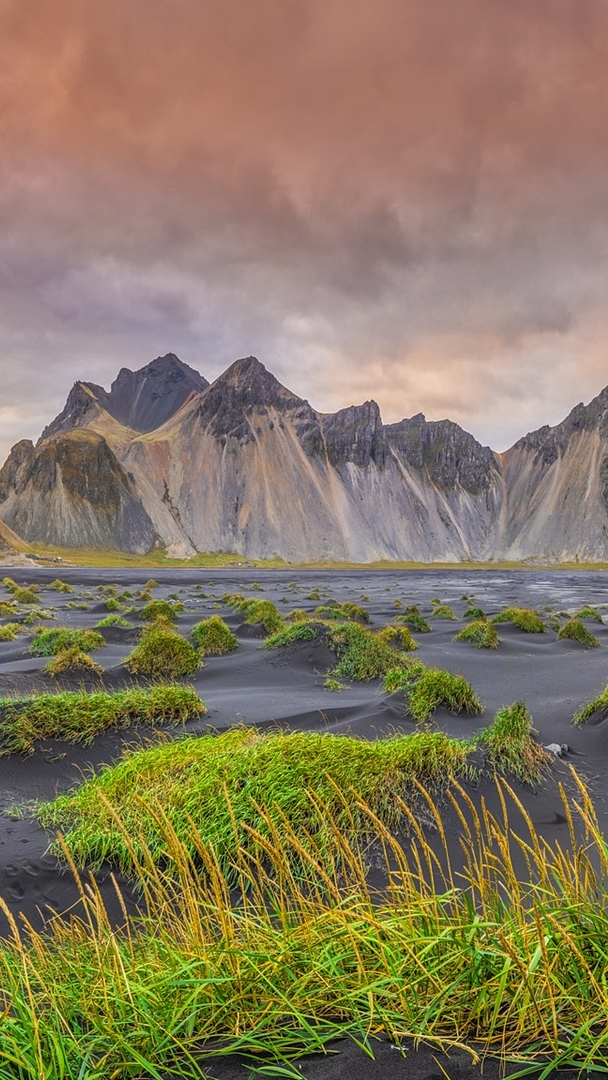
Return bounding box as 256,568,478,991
2,0,608,463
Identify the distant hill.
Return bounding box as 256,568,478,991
1,352,607,562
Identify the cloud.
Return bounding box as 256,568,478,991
1,0,608,459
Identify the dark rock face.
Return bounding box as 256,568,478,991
0,431,156,553
322,401,387,467
195,357,307,438
386,414,498,495
104,353,208,432
512,386,608,467
39,354,208,441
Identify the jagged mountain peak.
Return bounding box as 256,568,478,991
39,353,209,442
207,356,303,405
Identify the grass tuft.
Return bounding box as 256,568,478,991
95,615,133,628
264,623,320,648
44,646,104,678
191,616,238,655
11,587,40,605
431,603,458,620
125,624,201,677
0,622,23,641
375,624,418,651
574,605,604,623
492,607,547,632
573,683,608,724
47,579,74,593
386,664,483,723
139,599,184,622
454,619,500,649
223,594,283,634
397,605,432,633
481,702,548,783
0,685,204,754
557,618,600,647
328,622,403,681
463,606,486,620
29,628,105,657
313,601,370,623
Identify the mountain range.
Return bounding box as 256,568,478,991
0,352,606,562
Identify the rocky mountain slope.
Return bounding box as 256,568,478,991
1,353,608,561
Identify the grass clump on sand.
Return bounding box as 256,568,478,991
125,623,201,677
44,646,104,678
0,601,17,617
48,579,74,593
0,622,23,641
575,605,603,623
397,605,432,633
313,600,370,623
95,614,133,628
286,608,309,622
29,627,105,657
37,725,475,873
6,775,608,1076
11,587,40,605
328,622,405,681
481,702,548,783
573,683,608,724
431,603,458,620
264,622,320,648
0,685,204,754
385,664,483,723
376,624,418,651
191,616,237,655
104,597,121,611
324,676,345,691
557,618,600,647
454,619,500,649
463,606,486,620
492,607,546,633
139,599,184,622
223,594,283,634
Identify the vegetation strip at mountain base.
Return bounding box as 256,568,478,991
3,773,608,1077
35,713,547,874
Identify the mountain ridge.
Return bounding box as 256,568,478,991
2,353,607,561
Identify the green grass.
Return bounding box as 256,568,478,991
104,597,121,611
95,614,133,628
574,605,604,623
385,664,483,723
44,646,104,678
323,676,345,691
397,606,432,633
264,622,320,648
0,601,17,617
286,608,310,622
11,587,40,605
223,594,283,634
36,725,477,874
47,579,74,593
481,702,548,783
463,606,486,619
492,607,547,632
139,599,184,622
557,618,600,647
6,773,608,1076
125,624,201,677
29,628,105,657
430,603,457,620
0,685,204,754
313,601,370,623
327,622,403,681
574,683,608,724
454,619,501,649
191,616,238,655
0,622,23,641
376,624,418,651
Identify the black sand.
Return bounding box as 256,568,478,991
1,567,607,1078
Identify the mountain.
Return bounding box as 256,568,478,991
39,354,208,441
1,351,607,561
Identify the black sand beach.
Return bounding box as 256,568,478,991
1,567,607,1078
